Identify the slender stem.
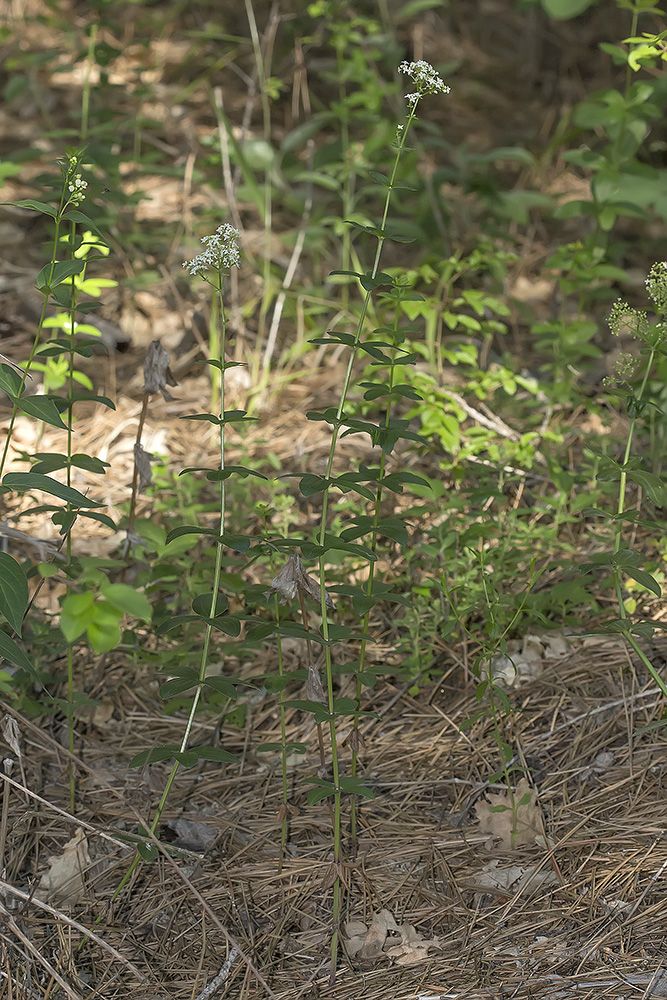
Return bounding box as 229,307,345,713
613,347,655,616
318,104,421,984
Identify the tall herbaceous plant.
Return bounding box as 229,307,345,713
126,60,450,980
273,60,450,976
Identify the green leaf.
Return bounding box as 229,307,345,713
68,392,115,409
307,781,335,805
101,584,152,621
11,395,68,429
219,533,251,552
129,744,183,766
88,618,122,654
165,524,218,543
299,474,329,497
206,465,268,482
61,210,104,237
540,0,597,22
36,259,86,293
203,675,238,699
209,615,241,637
3,472,104,508
0,364,24,397
8,198,57,217
285,698,333,722
0,553,29,634
0,630,34,673
136,841,159,862
192,593,229,617
624,566,662,597
256,741,308,753
189,745,237,763
627,469,665,506
308,331,356,347
339,776,375,798
160,675,199,698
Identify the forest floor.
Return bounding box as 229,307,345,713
1,2,667,998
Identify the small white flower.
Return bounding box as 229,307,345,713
182,223,241,276
399,59,450,104
66,173,87,205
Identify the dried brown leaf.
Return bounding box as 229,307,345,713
143,340,178,400
474,777,543,851
36,827,91,904
134,443,157,492
265,554,335,611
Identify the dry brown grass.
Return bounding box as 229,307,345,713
1,632,667,999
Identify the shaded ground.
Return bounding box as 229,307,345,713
1,1,667,998
3,633,667,998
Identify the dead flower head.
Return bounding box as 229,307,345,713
143,340,178,400
305,662,327,704
134,443,157,493
265,554,336,612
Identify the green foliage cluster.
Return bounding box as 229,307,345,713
1,0,667,978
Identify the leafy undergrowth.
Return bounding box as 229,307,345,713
1,0,667,997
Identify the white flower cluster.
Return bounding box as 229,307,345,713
399,60,450,105
67,174,87,205
182,223,241,276
646,260,667,315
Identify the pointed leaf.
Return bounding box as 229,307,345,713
36,259,86,292
189,745,237,762
61,209,104,236
11,395,68,429
0,553,29,634
0,365,24,396
2,472,103,508
9,198,57,216
101,584,152,621
0,629,33,673
166,524,218,543
299,474,329,497
203,676,238,698
624,567,662,597
160,676,199,698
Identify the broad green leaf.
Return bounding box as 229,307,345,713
299,474,329,496
2,472,104,507
101,584,152,621
36,259,86,292
189,745,237,763
87,618,122,654
166,524,218,543
628,469,665,506
307,783,335,805
160,676,199,698
205,465,268,482
137,841,159,861
0,553,29,634
0,630,33,672
61,210,104,236
130,744,182,766
192,593,229,617
8,198,57,217
256,741,308,753
338,776,375,798
540,0,598,21
203,675,238,699
0,365,23,397
11,395,68,429
624,567,662,597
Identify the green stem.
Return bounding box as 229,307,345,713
115,273,231,897
318,104,420,983
613,347,655,615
